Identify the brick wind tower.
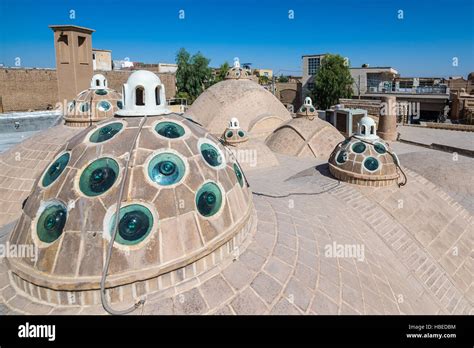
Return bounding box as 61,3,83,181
49,25,95,103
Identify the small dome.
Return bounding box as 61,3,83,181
116,70,170,117
328,135,401,187
266,116,344,159
65,75,122,127
225,57,250,80
223,117,249,144
296,97,317,119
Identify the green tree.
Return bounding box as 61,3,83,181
215,62,230,83
311,54,353,109
258,75,270,85
278,74,289,83
175,48,212,103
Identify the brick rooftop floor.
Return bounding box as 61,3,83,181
1,151,472,315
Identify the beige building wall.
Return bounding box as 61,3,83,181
254,69,273,78
93,49,112,71
0,68,176,112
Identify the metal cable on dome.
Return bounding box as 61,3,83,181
100,115,147,315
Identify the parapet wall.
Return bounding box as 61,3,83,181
339,98,381,116
0,68,176,112
0,69,58,112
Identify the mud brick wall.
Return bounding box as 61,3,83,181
0,69,59,112
0,68,176,112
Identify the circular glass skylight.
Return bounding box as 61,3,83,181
42,152,70,187
68,101,76,113
117,101,123,109
234,163,244,187
95,89,108,96
36,202,67,244
89,122,123,143
155,121,185,139
336,150,347,164
352,142,366,154
196,182,223,217
238,130,245,137
148,153,185,186
200,142,223,168
97,100,111,112
79,158,119,197
80,103,90,113
111,204,154,246
374,142,387,154
364,157,380,172
226,131,234,138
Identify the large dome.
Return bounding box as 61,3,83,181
185,60,291,138
6,71,255,308
266,97,344,159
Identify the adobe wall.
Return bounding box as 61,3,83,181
0,69,59,112
339,98,382,116
0,68,176,112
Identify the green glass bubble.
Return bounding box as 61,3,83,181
42,152,70,187
89,122,123,143
79,158,119,196
37,203,67,243
196,182,222,217
155,122,185,139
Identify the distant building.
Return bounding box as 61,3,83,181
92,48,112,71
301,54,327,98
350,66,398,97
157,63,178,74
113,59,134,70
254,69,273,79
349,65,451,122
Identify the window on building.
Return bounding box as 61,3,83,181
58,34,69,64
308,57,321,75
307,83,315,91
155,86,161,105
136,86,145,106
78,36,88,64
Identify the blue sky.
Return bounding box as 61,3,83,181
0,0,472,77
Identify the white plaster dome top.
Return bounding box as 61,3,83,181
355,115,378,141
116,70,170,117
296,97,317,119
90,74,108,89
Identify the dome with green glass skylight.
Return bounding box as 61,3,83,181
6,70,256,309
64,74,122,127
328,115,402,187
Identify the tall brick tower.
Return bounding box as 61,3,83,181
49,25,95,103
